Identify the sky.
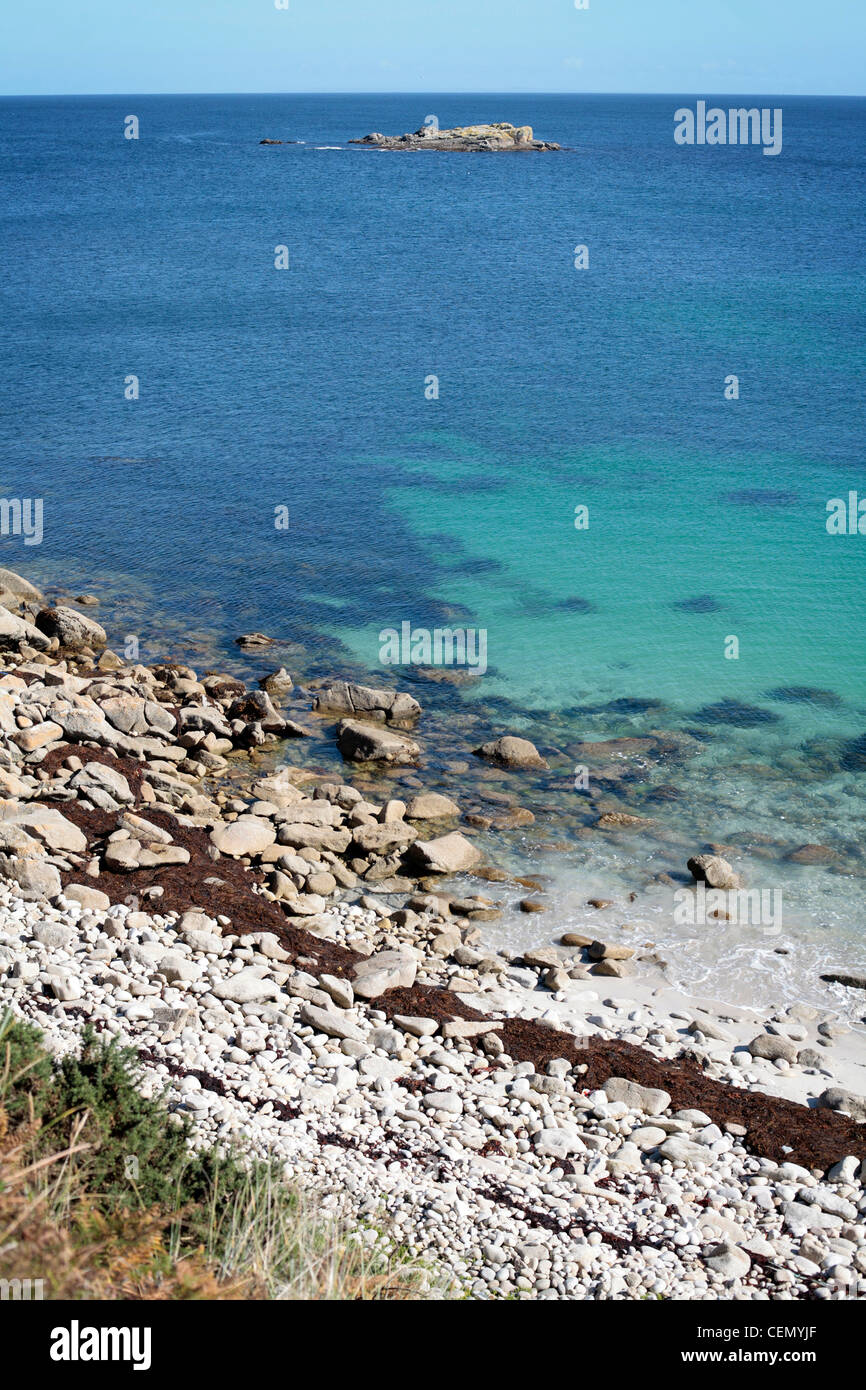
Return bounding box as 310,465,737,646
0,0,863,97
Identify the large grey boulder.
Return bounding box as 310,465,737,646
227,689,286,730
748,1033,799,1064
0,854,62,900
70,762,135,805
0,605,51,650
13,720,63,753
156,953,204,984
405,792,461,820
704,1242,751,1280
177,705,233,738
277,823,351,853
351,821,418,854
0,823,45,856
212,969,280,1004
441,1018,501,1039
781,1201,843,1237
273,801,341,827
35,605,107,651
33,923,77,950
534,1127,586,1159
409,831,482,875
260,668,294,699
104,841,144,873
0,805,87,853
657,1135,710,1168
210,816,276,858
51,709,121,747
421,1090,463,1115
602,1076,671,1116
64,883,111,911
316,682,421,724
336,719,420,764
474,735,548,770
100,695,151,736
351,949,417,999
687,853,741,890
298,1002,364,1041
816,1086,866,1123
0,566,43,604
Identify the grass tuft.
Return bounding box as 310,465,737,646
0,1010,451,1300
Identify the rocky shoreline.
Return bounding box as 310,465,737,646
1,565,864,1300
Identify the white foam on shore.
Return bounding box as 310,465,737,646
469,927,866,1109
471,834,866,1029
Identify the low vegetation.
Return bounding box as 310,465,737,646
0,1012,448,1300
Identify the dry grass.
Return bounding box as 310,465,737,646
0,1012,452,1301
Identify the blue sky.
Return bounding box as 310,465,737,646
1,0,862,96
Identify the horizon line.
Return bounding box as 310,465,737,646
1,89,864,101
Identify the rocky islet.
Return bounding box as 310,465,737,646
349,122,561,153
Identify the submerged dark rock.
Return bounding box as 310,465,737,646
765,685,843,709
555,595,596,613
644,784,683,804
786,844,839,865
840,733,866,771
674,594,722,614
577,696,666,716
455,557,502,576
569,732,701,767
691,699,780,727
613,697,662,712
411,666,482,688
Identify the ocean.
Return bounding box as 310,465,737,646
1,93,864,1016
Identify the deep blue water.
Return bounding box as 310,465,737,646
1,94,865,1008
1,95,863,655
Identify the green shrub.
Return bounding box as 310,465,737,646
0,1015,451,1299
0,1012,54,1122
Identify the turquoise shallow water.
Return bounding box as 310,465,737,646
1,93,864,1015
341,437,866,714
333,436,866,1016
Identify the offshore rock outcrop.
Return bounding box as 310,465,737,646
350,122,560,152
